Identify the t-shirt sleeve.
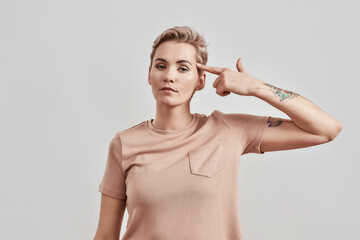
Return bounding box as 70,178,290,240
98,133,127,200
215,110,270,155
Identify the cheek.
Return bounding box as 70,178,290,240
150,72,162,83
181,77,198,91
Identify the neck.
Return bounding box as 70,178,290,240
152,111,193,131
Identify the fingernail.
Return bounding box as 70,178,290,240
196,63,201,67
239,57,242,62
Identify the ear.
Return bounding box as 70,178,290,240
148,66,151,85
195,72,206,90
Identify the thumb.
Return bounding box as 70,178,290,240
236,57,248,74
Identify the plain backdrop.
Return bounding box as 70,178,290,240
1,0,359,239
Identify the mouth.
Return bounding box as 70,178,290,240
160,87,177,92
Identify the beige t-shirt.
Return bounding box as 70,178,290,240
99,109,270,240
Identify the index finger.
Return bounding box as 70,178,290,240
196,63,224,75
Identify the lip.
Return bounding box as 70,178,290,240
160,87,177,92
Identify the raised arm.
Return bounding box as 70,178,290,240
196,58,342,153
249,78,342,152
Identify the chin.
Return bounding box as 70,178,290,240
156,97,183,106
159,100,179,106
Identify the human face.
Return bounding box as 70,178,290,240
148,40,205,106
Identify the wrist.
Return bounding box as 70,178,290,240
249,77,264,97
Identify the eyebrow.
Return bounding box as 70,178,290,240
154,58,192,66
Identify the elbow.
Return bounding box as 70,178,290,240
327,121,343,141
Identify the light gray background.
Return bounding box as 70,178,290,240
1,0,358,239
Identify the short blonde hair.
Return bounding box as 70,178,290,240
149,26,209,76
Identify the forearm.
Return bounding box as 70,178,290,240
249,78,342,140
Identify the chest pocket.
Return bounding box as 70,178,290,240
188,139,224,178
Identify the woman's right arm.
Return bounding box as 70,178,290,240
94,194,127,240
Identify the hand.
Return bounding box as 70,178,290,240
196,57,256,97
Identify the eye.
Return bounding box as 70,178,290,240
179,67,189,72
155,65,165,69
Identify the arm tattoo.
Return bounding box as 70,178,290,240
267,117,283,127
264,83,300,102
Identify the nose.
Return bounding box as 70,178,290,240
164,68,175,82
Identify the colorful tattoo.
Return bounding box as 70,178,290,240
264,83,300,102
267,117,283,127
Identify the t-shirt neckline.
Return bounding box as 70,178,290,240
146,113,198,135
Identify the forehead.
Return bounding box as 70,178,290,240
154,41,196,62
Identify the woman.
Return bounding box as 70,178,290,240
94,26,342,240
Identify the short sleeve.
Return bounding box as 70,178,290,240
215,110,270,155
98,133,127,199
